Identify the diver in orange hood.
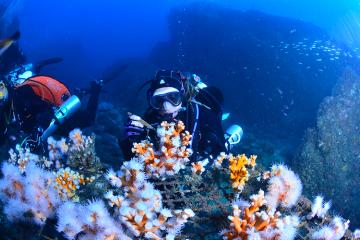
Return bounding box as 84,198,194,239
0,74,103,151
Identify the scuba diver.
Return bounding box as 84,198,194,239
0,73,102,151
120,69,241,161
0,30,128,151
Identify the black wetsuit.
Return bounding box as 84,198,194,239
0,83,101,148
120,87,227,161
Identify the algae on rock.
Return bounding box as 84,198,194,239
293,68,360,227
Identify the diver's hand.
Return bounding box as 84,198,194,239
125,114,145,137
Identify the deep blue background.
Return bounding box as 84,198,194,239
2,0,359,87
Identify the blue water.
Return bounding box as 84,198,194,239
4,0,360,86
1,0,360,238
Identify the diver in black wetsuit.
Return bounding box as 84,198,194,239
120,69,227,161
0,75,102,151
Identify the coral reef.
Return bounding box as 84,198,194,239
56,200,129,240
221,164,302,240
0,122,359,239
103,158,194,238
293,68,360,226
228,154,257,192
56,122,196,239
8,145,40,173
132,121,192,179
48,129,101,171
0,161,61,225
221,190,299,240
191,158,209,175
263,164,302,212
213,153,257,192
0,130,100,236
53,167,95,200
354,229,360,239
312,217,350,240
307,195,331,220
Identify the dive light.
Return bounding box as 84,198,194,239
224,124,244,151
41,95,82,142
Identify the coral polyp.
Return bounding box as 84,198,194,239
0,161,61,225
132,121,193,179
54,167,94,199
221,189,299,240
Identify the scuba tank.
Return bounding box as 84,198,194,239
5,57,64,87
41,95,82,142
224,124,244,152
6,63,34,86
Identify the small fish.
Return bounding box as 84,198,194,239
277,88,283,95
0,31,20,57
316,58,322,62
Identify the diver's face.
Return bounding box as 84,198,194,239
151,87,182,117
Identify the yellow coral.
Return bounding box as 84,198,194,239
229,154,257,192
54,167,94,199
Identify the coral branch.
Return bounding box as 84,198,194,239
132,121,192,179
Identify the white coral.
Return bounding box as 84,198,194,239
265,164,302,212
312,217,349,240
0,161,61,225
308,195,331,219
56,200,129,240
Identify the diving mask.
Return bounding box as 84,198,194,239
150,87,182,110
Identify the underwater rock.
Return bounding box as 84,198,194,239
89,102,126,168
293,68,360,227
147,2,358,147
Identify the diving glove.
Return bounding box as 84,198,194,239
125,114,145,137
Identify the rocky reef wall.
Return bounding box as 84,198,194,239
293,68,360,227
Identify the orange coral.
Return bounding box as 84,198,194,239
54,167,94,199
132,121,192,178
222,190,281,240
191,159,209,175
